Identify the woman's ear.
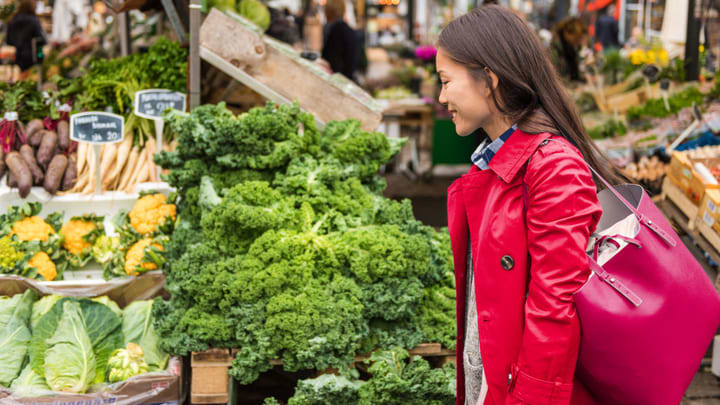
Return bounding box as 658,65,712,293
485,67,500,91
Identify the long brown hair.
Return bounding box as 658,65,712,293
438,5,623,187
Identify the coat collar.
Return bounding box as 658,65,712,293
485,128,554,183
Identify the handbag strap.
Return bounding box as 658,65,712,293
523,138,676,247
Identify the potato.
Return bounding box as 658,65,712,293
37,131,58,169
57,120,70,151
43,154,68,194
61,154,77,191
6,152,32,197
20,145,43,185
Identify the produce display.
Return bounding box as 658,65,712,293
0,39,186,197
263,347,456,405
0,192,174,281
0,290,167,397
151,102,456,385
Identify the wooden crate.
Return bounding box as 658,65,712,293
199,9,382,131
661,177,698,230
191,343,454,403
191,349,234,404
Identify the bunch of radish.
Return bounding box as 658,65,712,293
3,118,77,197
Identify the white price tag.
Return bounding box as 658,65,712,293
4,112,18,121
704,211,715,227
708,200,716,215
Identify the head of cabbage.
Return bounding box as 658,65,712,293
29,298,123,393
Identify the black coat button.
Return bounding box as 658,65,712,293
501,255,514,270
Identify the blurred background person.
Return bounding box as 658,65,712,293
322,0,359,81
551,16,588,82
6,0,47,71
594,5,620,51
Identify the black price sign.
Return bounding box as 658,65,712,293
69,112,124,144
134,89,186,119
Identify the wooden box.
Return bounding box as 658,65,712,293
191,349,234,404
668,151,694,195
688,157,720,205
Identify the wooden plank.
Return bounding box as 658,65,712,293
191,393,230,404
191,348,233,365
663,177,698,230
409,343,442,355
695,221,720,266
200,9,382,131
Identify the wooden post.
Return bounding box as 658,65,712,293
118,12,131,56
685,0,700,81
189,0,202,109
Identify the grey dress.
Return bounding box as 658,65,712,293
464,245,487,404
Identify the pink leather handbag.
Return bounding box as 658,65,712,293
523,148,720,404
574,169,720,405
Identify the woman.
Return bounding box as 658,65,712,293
321,0,358,81
7,0,47,72
438,6,621,405
550,16,588,82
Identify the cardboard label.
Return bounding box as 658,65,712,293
134,89,186,119
704,211,715,227
70,112,124,144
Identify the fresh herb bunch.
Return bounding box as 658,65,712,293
626,86,705,122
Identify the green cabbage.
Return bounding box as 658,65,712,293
0,290,37,386
0,293,22,328
122,300,169,371
31,294,63,330
43,301,96,393
30,298,123,392
237,0,270,31
91,296,122,317
9,364,51,397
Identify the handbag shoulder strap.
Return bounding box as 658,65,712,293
520,138,676,247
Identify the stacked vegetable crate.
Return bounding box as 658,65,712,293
189,344,455,404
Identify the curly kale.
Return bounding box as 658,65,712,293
286,374,363,405
154,102,457,388
200,181,300,255
358,348,456,405
275,348,453,405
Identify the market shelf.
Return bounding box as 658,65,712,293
189,343,455,404
658,181,720,292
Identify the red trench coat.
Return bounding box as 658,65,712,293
448,129,602,405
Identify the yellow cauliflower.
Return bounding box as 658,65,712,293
11,216,55,242
28,251,57,281
60,219,98,255
125,238,164,276
129,194,176,235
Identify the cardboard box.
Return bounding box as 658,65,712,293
688,157,720,205
698,189,720,233
668,151,694,195
0,285,182,404
0,360,182,405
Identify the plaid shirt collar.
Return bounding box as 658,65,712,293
471,124,517,170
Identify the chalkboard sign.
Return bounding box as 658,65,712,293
134,89,186,119
69,112,124,144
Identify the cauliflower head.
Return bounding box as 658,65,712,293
12,216,55,242
125,238,165,276
28,251,57,281
60,219,98,255
129,194,177,235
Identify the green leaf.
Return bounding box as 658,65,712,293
43,301,96,393
9,363,51,397
0,290,36,386
30,297,123,386
122,300,169,370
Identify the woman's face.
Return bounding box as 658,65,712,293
436,48,494,136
